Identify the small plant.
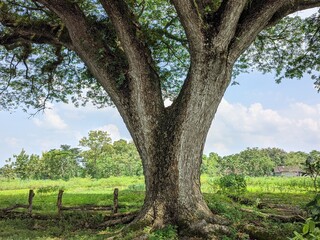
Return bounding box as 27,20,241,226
290,218,320,240
148,225,178,240
306,194,320,221
127,183,145,191
219,174,247,195
303,152,320,193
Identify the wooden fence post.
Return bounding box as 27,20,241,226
57,190,64,216
28,189,35,214
113,188,118,214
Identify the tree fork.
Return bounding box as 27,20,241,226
127,88,232,237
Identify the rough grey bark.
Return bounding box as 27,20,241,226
15,0,320,236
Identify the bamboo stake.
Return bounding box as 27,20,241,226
57,190,64,216
28,190,35,214
113,188,119,214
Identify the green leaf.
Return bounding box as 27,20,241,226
303,223,309,235
309,220,316,233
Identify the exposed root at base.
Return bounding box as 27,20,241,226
179,219,231,240
98,212,138,228
106,210,232,240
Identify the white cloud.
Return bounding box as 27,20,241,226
205,99,320,156
96,124,126,142
33,103,68,130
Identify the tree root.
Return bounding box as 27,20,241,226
1,204,29,213
61,205,113,211
97,212,138,228
179,218,231,240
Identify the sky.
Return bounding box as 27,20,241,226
0,9,319,167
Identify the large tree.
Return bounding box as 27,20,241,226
1,0,319,237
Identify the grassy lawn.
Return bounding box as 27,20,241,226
0,175,316,239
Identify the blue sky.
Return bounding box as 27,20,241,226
0,71,319,167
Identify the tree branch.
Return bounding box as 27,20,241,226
99,0,164,110
211,0,247,51
0,21,72,49
99,0,153,73
170,0,204,55
229,0,320,62
228,1,287,61
33,0,123,106
267,0,320,27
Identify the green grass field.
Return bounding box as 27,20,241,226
0,175,317,239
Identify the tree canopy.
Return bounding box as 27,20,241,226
0,1,319,112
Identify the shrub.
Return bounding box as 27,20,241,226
290,218,320,240
306,194,320,221
219,174,247,194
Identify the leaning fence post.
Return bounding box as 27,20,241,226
113,188,119,214
57,190,64,216
28,189,35,214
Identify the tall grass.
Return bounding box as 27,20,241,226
201,175,316,194
0,176,144,191
246,176,315,193
1,175,315,195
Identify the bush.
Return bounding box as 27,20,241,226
306,194,320,221
219,174,247,194
290,218,320,240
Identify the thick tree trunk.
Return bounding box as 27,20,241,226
134,130,215,230
125,53,233,237
130,110,229,238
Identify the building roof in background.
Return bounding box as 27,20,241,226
273,166,303,173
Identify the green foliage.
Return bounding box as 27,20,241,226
234,11,320,90
79,130,142,178
213,147,312,177
219,174,247,194
79,130,113,178
40,146,83,180
0,176,315,239
37,185,61,194
0,130,142,180
201,152,220,175
148,225,178,240
12,150,29,179
2,143,318,181
0,1,319,111
134,0,188,98
263,147,287,166
290,219,320,240
218,148,275,177
0,158,15,180
127,183,145,191
303,151,320,192
306,194,320,221
245,176,315,193
285,151,309,167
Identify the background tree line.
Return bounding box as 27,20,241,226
0,130,318,180
204,148,320,177
0,130,142,180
